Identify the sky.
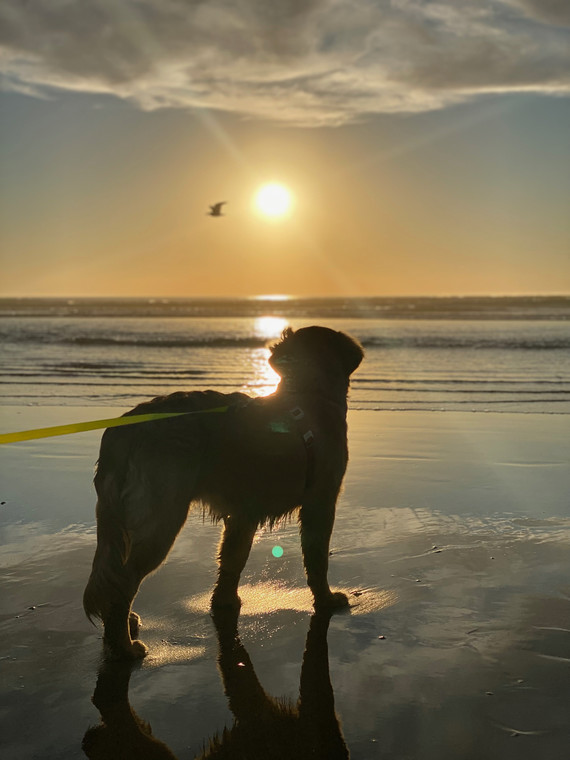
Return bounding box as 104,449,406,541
1,0,569,298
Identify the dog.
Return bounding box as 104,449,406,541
83,326,363,659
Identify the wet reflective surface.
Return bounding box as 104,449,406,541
1,407,570,758
84,609,350,759
2,309,570,412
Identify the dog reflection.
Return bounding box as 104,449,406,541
83,611,349,759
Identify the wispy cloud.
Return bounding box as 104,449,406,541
1,0,568,125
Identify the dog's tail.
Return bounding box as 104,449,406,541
83,459,134,625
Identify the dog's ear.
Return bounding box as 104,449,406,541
336,331,364,376
269,327,296,376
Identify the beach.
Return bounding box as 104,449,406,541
1,405,569,759
3,0,570,747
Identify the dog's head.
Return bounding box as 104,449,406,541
269,326,363,399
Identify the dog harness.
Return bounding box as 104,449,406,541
268,406,315,488
288,406,315,450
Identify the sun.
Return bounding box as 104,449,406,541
254,183,293,218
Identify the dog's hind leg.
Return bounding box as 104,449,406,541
211,515,257,610
83,522,148,661
85,489,191,660
299,493,349,611
106,494,192,659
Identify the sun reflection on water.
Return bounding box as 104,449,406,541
144,643,207,668
243,316,290,397
183,583,398,617
254,315,289,340
243,348,280,397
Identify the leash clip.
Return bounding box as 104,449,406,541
303,430,314,447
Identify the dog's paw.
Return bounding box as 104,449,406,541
314,591,350,610
210,590,242,611
128,611,142,637
129,639,149,659
104,637,149,661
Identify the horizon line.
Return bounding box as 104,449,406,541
1,293,569,301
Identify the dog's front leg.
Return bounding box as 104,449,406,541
211,515,257,610
300,498,349,610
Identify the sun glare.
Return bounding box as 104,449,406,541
254,315,288,339
254,183,293,218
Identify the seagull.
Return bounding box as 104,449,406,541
208,201,227,217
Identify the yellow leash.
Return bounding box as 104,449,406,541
0,407,229,445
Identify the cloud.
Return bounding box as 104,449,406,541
509,0,570,26
0,0,569,125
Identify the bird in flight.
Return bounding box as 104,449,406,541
208,201,227,217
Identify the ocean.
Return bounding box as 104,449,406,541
1,295,569,413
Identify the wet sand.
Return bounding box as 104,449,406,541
1,407,569,759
